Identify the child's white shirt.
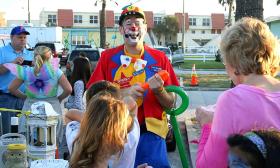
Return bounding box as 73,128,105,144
65,117,140,168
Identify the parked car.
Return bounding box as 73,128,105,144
75,44,92,49
172,49,185,64
66,48,100,80
34,42,66,65
154,46,172,63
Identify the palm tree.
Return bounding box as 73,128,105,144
100,0,106,49
218,0,234,26
163,16,179,44
153,23,165,45
94,0,107,49
235,0,263,21
153,16,179,46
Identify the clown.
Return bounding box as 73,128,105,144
119,6,147,46
87,5,179,168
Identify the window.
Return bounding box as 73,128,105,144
93,16,98,24
201,30,205,34
114,16,120,25
202,18,210,26
189,18,196,26
72,35,86,45
48,15,56,24
90,15,98,24
191,30,195,34
74,15,83,23
155,47,171,54
154,17,162,25
211,29,221,34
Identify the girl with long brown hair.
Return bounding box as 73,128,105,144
65,56,91,111
69,91,134,168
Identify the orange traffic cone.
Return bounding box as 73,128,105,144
55,146,59,159
190,64,199,86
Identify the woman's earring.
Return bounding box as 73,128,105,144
234,70,240,76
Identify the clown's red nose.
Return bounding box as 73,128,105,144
130,27,136,31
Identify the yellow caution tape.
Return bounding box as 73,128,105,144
0,108,31,117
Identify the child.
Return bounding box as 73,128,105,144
227,130,280,168
4,46,72,143
65,81,121,146
65,57,91,111
69,91,136,168
66,80,140,168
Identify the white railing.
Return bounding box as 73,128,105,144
174,46,218,62
185,46,217,55
184,53,215,62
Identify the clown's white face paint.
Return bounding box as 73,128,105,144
120,17,147,47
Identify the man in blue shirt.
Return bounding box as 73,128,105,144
0,26,33,134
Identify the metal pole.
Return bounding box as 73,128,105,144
182,0,185,54
28,0,30,23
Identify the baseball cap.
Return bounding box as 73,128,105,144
10,26,30,35
118,5,146,25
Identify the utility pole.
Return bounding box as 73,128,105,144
182,0,185,54
27,0,30,23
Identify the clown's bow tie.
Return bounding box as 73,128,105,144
120,55,147,71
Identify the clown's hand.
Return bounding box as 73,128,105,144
147,73,164,93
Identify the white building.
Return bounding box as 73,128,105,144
3,9,228,50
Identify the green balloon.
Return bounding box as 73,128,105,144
164,85,189,116
164,85,190,168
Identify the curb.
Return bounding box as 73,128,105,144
177,66,225,72
182,86,229,91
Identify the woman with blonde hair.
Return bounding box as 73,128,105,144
195,17,280,168
4,46,72,142
69,91,134,168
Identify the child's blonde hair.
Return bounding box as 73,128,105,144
70,91,133,168
220,17,280,76
33,46,52,76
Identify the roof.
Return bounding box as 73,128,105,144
265,16,280,23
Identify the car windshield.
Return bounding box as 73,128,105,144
155,48,171,54
69,50,100,61
75,45,92,48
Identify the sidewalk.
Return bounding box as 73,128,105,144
174,66,227,75
168,90,224,168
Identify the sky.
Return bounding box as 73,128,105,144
0,0,279,20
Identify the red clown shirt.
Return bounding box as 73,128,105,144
87,45,179,138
